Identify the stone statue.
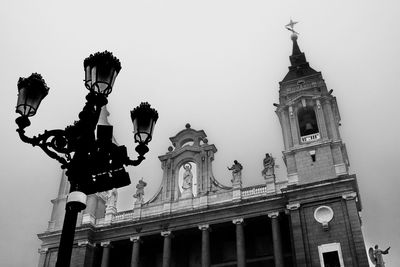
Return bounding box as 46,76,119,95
182,163,193,191
106,188,118,208
228,160,243,183
262,153,275,178
369,245,390,267
133,178,147,203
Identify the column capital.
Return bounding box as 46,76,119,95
268,211,280,218
101,241,111,247
232,218,244,225
78,240,95,247
316,99,322,109
198,224,210,231
161,230,172,237
289,106,294,117
342,192,357,200
130,236,141,242
286,202,300,211
38,247,48,254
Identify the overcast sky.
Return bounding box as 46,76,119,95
1,0,399,266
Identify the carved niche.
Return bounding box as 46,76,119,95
147,123,229,204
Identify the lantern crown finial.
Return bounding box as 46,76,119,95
83,51,121,96
84,51,121,73
130,102,159,145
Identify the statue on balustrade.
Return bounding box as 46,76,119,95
228,160,243,184
133,178,147,203
262,153,276,179
106,188,118,208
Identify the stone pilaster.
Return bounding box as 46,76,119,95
104,206,117,225
161,231,172,267
268,212,284,267
38,247,48,267
130,236,141,267
233,218,246,267
286,203,306,267
288,106,300,146
342,192,369,266
198,224,211,267
314,99,328,139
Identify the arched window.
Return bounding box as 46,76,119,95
298,107,319,137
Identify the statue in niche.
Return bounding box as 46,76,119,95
106,188,118,208
369,245,390,267
133,178,147,203
228,160,243,183
262,153,276,178
181,163,193,197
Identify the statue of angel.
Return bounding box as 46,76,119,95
369,245,390,267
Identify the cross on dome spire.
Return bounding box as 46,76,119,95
285,19,299,35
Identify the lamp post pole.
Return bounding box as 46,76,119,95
56,184,84,267
14,51,159,267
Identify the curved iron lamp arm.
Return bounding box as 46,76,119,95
16,126,70,166
15,92,106,168
125,142,150,166
125,155,146,167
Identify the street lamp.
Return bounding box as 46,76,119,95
15,51,158,267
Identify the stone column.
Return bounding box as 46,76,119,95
130,236,141,267
268,212,284,267
199,224,211,267
161,231,172,267
100,241,111,267
233,218,246,267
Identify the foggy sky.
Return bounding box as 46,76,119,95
0,1,399,266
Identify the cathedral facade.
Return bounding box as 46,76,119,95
37,32,369,267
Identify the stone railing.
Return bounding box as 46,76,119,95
242,185,267,198
109,183,278,225
113,210,135,222
300,132,320,143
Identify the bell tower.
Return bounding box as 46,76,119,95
275,28,349,185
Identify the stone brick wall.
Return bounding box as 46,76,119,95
290,198,368,267
295,147,336,184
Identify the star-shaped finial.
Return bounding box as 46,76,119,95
285,19,299,35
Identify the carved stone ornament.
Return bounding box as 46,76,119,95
286,202,300,211
232,218,244,224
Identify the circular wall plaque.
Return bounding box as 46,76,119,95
314,205,334,224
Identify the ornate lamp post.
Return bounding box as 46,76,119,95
15,51,158,267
